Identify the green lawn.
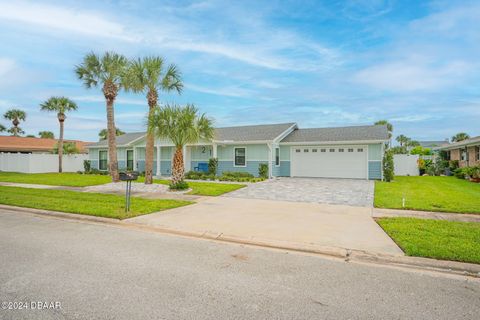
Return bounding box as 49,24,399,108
152,179,245,196
0,186,192,219
377,217,480,264
0,172,111,187
375,176,480,214
0,172,245,196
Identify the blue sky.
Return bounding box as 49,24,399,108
0,0,478,142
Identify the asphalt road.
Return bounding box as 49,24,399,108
0,209,479,320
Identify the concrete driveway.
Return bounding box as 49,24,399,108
128,197,402,256
224,177,374,207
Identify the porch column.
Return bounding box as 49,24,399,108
156,142,161,177
212,143,217,158
184,146,191,172
267,143,273,179
133,147,137,171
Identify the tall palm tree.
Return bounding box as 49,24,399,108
395,134,410,147
39,131,55,139
3,109,26,136
75,52,128,182
98,127,125,141
451,132,470,142
40,97,78,173
149,104,213,186
125,56,183,184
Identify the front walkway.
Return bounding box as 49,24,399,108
128,197,403,256
224,177,374,207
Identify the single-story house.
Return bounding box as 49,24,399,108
0,136,91,154
438,136,480,167
86,123,388,180
417,140,450,150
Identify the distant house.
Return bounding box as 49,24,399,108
86,123,389,180
438,136,480,168
0,136,91,154
418,140,450,150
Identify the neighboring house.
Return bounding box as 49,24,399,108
0,136,91,154
418,140,450,150
86,123,388,180
438,136,480,168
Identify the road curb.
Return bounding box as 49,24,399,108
2,204,479,278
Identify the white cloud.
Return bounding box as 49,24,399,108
353,59,471,92
0,1,135,41
186,84,253,98
0,58,15,77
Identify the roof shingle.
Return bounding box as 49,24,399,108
281,125,388,143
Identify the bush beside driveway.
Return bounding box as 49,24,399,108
375,176,480,214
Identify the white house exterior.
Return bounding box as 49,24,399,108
86,123,388,180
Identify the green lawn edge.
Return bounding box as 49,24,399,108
377,217,480,264
0,186,193,220
374,176,480,214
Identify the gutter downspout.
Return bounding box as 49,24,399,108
267,143,273,179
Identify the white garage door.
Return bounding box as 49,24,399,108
291,146,367,179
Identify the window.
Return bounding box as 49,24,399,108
295,149,301,153
339,148,344,152
348,148,354,152
304,149,309,152
357,148,364,152
126,150,134,171
275,148,280,166
476,147,480,161
461,148,467,161
234,147,246,166
320,149,326,152
312,149,318,152
329,148,335,152
99,150,108,171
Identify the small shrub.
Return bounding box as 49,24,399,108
208,158,218,175
169,180,189,190
76,170,83,174
454,168,467,179
383,149,394,182
222,171,254,178
83,160,91,173
258,163,269,179
449,160,459,171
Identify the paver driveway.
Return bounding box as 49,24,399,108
224,177,374,207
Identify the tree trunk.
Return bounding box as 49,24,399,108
144,89,158,184
104,98,119,183
58,119,64,173
171,147,184,185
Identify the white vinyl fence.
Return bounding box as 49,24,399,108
393,154,419,176
0,153,88,173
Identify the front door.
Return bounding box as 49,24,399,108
126,150,134,171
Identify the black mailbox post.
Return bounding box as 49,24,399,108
119,172,139,212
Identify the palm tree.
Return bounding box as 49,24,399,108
75,52,128,182
3,109,26,136
395,134,410,147
149,104,213,186
125,56,183,184
39,131,55,139
0,124,5,133
40,97,78,173
53,142,79,155
98,127,125,141
451,132,470,142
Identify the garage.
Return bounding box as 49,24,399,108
290,145,368,179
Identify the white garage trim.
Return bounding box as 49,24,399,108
290,145,368,179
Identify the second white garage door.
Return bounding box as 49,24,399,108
291,146,367,179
